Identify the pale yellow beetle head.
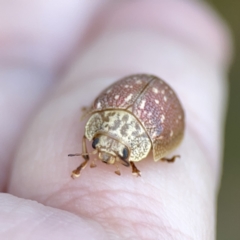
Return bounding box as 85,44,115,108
92,134,130,167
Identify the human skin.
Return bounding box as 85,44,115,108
0,0,232,239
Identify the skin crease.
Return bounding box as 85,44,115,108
0,0,232,239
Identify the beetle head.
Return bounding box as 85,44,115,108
92,135,130,167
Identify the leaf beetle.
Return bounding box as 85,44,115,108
69,74,184,177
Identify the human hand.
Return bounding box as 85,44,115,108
0,0,232,239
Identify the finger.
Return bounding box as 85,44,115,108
0,0,107,71
0,0,107,190
0,194,106,240
9,0,232,239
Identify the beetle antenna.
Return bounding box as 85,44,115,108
68,150,97,157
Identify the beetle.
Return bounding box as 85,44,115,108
69,74,184,177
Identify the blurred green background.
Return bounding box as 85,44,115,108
205,0,240,239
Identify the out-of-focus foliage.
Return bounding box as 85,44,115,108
206,0,240,239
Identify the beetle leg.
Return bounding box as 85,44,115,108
117,154,130,167
161,155,180,163
130,161,141,177
82,135,89,161
81,106,92,121
114,163,121,176
121,158,130,167
81,106,88,112
71,161,88,178
90,158,97,168
71,135,89,178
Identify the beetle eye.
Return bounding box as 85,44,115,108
122,147,129,160
92,138,99,149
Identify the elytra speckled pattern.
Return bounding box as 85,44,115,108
88,74,184,162
132,78,184,160
93,74,153,110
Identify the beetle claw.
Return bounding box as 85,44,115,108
71,171,80,179
115,170,121,176
161,155,180,163
132,171,141,177
71,155,89,179
130,161,141,177
90,159,97,168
